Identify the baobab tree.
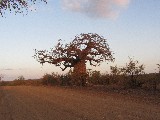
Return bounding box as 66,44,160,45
0,0,47,16
34,33,114,86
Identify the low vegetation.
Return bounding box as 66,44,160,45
1,59,160,94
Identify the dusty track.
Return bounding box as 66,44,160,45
0,86,160,120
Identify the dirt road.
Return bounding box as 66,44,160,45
0,86,160,120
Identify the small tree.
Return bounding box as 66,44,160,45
121,57,145,88
110,65,122,84
34,33,114,86
110,65,121,75
157,64,160,74
0,0,47,16
12,75,25,85
152,64,160,91
0,74,3,82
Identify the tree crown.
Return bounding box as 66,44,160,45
0,0,47,16
34,33,114,71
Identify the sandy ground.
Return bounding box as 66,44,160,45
0,86,160,120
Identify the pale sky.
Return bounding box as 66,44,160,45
0,0,160,80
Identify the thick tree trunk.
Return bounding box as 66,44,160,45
72,60,87,86
73,60,86,74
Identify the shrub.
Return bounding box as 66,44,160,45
60,75,72,86
12,80,26,86
120,57,145,88
41,73,60,86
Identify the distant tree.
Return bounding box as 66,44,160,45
0,74,3,82
34,33,114,86
152,64,160,91
17,75,25,80
0,0,47,16
157,64,160,74
146,64,160,91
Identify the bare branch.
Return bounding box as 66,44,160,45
34,33,114,70
0,0,47,16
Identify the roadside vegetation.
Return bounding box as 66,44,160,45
1,58,160,94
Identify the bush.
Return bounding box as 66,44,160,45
110,58,145,89
60,75,72,86
142,73,160,91
12,80,26,86
41,73,60,86
88,71,101,85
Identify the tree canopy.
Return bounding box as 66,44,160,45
0,0,47,16
34,33,114,71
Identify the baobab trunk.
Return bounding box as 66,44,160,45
72,60,87,86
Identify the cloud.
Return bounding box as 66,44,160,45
1,68,14,71
62,0,130,19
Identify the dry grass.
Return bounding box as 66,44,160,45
0,86,160,120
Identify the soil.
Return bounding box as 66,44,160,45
0,86,160,120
